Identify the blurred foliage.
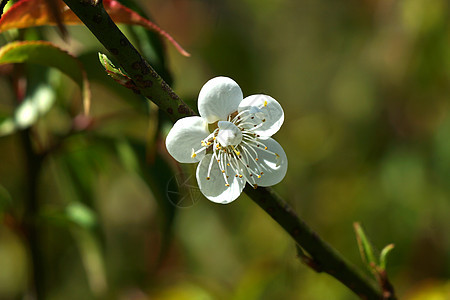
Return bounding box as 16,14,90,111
0,0,449,299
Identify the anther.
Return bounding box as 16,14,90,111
231,145,241,156
239,175,243,178
255,158,259,161
206,177,210,180
221,170,225,173
253,184,258,189
225,184,230,187
263,100,267,107
264,146,268,150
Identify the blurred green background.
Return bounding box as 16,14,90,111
0,0,449,299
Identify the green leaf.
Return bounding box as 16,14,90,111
65,202,97,230
98,52,138,91
379,244,395,270
0,40,91,114
353,222,377,269
69,225,107,297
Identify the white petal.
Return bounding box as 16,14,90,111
166,116,210,163
238,95,284,137
244,138,287,187
196,154,245,204
198,77,243,123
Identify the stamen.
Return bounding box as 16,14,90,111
240,144,263,178
232,109,251,123
275,153,281,167
241,141,259,159
228,151,253,184
216,151,231,186
245,140,278,157
231,145,240,156
263,100,267,107
247,122,265,131
206,154,215,179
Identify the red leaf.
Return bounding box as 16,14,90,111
0,0,190,56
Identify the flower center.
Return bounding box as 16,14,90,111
192,101,279,189
216,121,242,147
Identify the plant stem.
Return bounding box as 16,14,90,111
20,128,45,299
62,1,394,298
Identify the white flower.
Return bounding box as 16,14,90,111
165,77,288,204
